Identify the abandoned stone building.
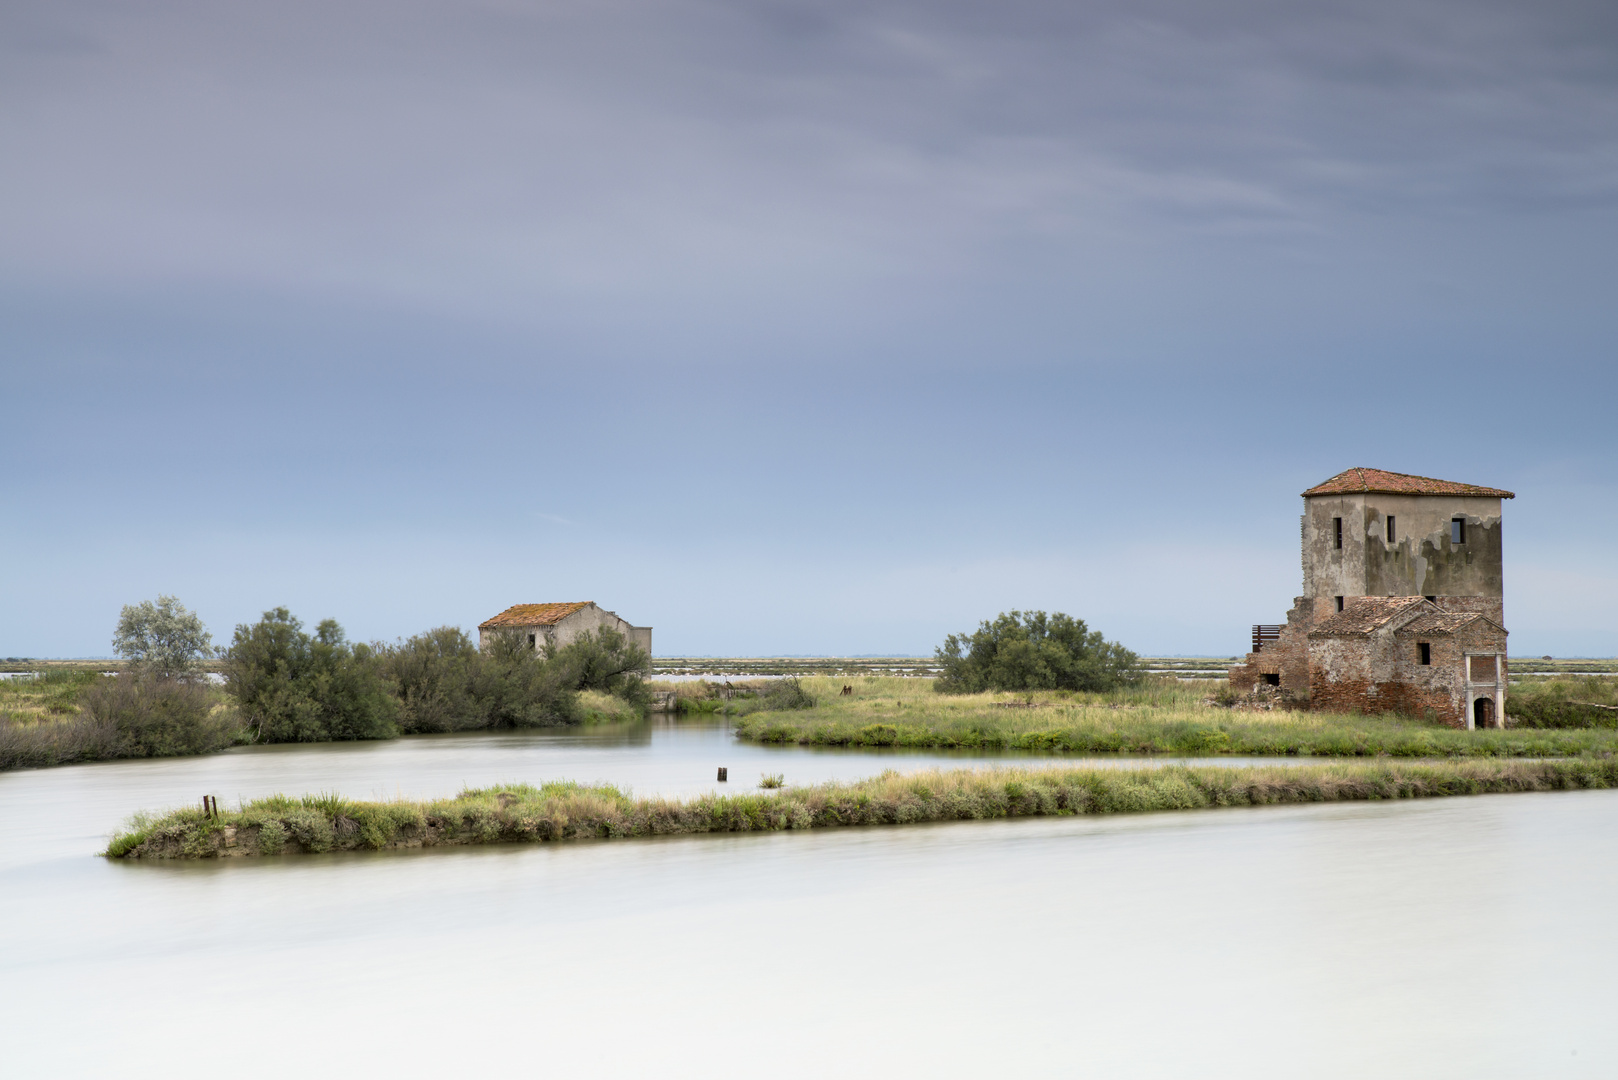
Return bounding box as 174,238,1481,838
1228,468,1512,729
478,602,652,656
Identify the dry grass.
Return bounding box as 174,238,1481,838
108,756,1618,859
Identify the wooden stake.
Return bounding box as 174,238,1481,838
717,767,728,782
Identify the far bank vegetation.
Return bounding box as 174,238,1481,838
1,598,653,771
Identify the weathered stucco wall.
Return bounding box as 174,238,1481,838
1302,493,1504,622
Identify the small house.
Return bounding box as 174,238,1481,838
478,602,652,657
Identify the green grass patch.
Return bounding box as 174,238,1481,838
730,677,1618,758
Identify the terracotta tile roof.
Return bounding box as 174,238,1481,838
1396,612,1484,635
1308,596,1432,636
479,602,592,629
1396,611,1507,636
1301,468,1514,499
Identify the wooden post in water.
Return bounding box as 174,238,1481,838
717,767,728,782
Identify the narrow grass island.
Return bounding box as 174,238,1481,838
109,758,1618,860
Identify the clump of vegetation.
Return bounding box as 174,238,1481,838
1507,676,1618,729
759,773,785,789
225,609,399,743
760,676,815,711
108,757,1618,859
78,674,241,757
934,610,1142,694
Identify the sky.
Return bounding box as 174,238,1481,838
3,0,1617,658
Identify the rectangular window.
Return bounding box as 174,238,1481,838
1263,674,1280,686
1418,642,1431,666
1335,596,1345,612
1425,595,1437,603
527,633,536,649
1334,517,1343,549
1386,515,1395,542
1451,517,1466,544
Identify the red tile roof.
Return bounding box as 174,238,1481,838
1302,468,1514,499
479,602,592,629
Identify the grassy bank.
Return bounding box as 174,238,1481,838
109,757,1618,859
730,676,1618,757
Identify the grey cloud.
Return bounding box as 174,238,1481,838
2,0,1615,323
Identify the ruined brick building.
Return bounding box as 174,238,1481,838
1228,468,1512,729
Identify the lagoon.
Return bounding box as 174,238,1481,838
4,718,1616,1076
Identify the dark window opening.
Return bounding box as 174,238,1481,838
1425,595,1437,603
1451,517,1466,544
1418,642,1431,665
527,633,536,648
1263,673,1280,686
1386,515,1395,542
1335,596,1345,612
1333,517,1343,549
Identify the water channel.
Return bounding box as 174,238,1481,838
4,717,1616,1076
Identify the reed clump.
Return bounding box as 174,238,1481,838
107,757,1618,859
732,677,1618,758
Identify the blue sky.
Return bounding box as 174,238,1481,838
3,0,1616,658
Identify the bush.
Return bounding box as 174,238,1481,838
376,626,491,733
78,674,241,756
224,608,399,742
934,610,1142,694
480,630,582,727
547,627,652,716
761,676,816,711
1508,677,1618,729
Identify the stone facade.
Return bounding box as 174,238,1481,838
1228,468,1513,729
478,602,652,657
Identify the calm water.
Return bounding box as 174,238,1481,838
3,719,1616,1077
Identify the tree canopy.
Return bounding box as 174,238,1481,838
112,595,214,679
933,610,1142,694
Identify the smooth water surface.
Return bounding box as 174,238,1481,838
3,720,1615,1077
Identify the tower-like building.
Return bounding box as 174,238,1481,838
1230,468,1512,728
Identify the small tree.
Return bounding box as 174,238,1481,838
933,610,1142,694
547,627,653,713
112,595,213,679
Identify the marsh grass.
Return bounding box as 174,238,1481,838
577,689,641,724
109,757,1618,859
731,677,1618,758
0,669,104,723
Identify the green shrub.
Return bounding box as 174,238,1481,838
760,676,816,711
78,674,242,757
934,610,1142,694
376,626,491,733
224,608,398,742
547,627,652,715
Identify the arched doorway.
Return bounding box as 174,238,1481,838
1473,696,1495,730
